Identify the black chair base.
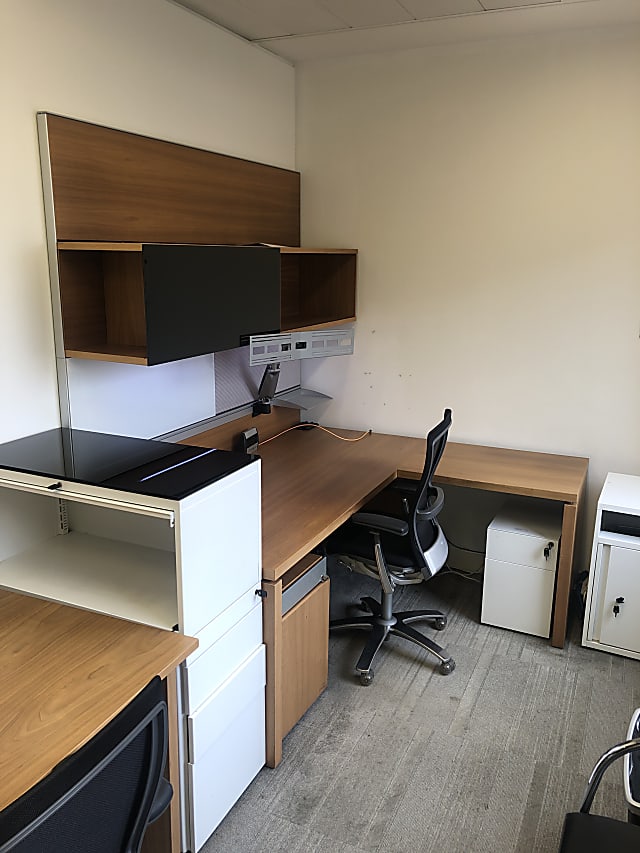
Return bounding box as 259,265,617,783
331,595,455,685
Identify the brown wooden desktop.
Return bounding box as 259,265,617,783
0,589,197,853
189,418,588,768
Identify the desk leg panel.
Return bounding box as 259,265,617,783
141,670,180,853
263,579,283,769
551,502,578,649
280,579,329,739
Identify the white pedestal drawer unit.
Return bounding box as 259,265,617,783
481,498,562,638
583,473,640,661
0,428,265,853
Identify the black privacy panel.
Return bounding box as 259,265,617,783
142,245,280,365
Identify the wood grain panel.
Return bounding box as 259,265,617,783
0,589,197,811
280,251,357,330
44,114,300,246
296,252,357,327
57,250,107,350
182,407,299,452
103,252,146,347
280,579,329,739
262,578,283,769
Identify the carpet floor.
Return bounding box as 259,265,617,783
202,562,640,853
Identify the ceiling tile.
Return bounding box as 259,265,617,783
481,0,560,9
234,0,347,36
318,0,414,28
399,0,484,19
176,0,346,39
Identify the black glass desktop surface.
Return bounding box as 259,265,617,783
0,429,254,500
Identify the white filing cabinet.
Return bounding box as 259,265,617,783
481,498,562,638
583,473,640,661
0,431,265,853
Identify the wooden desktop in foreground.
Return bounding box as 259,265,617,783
0,589,197,853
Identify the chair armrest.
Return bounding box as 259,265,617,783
352,512,409,537
148,778,173,824
581,738,640,813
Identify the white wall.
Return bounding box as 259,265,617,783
297,26,640,552
1,0,295,443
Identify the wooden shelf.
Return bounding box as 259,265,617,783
58,241,143,252
279,247,357,332
0,531,178,630
57,242,357,365
65,345,149,365
279,247,356,255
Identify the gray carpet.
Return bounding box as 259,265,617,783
202,563,640,853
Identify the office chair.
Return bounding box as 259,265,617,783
0,676,172,853
558,736,640,852
326,409,455,685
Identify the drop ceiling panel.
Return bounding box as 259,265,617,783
399,0,484,18
481,0,560,9
170,0,640,61
318,0,414,28
177,0,346,39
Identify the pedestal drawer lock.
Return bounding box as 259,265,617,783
613,596,625,617
543,542,555,560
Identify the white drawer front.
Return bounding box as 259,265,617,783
187,688,265,851
594,543,640,653
482,558,555,638
187,644,265,763
183,603,263,714
486,528,558,571
186,586,260,667
177,464,261,637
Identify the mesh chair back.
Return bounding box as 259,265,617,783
410,409,452,574
0,677,168,853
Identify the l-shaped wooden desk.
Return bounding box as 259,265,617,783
190,421,589,769
258,427,588,646
0,589,197,853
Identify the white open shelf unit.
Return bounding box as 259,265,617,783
0,530,177,630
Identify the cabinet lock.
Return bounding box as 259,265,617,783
255,589,267,599
543,542,554,560
613,596,625,618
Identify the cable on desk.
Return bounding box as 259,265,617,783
258,423,372,447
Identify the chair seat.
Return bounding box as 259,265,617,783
327,521,418,570
559,811,640,852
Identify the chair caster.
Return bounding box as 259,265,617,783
439,658,455,676
358,670,374,686
434,617,447,631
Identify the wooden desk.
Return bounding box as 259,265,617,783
0,590,197,852
259,428,588,647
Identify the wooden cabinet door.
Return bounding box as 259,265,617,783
280,578,330,738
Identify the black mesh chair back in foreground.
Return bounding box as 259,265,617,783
326,409,455,685
0,676,172,853
558,737,640,852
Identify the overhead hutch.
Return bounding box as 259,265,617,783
26,113,358,852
